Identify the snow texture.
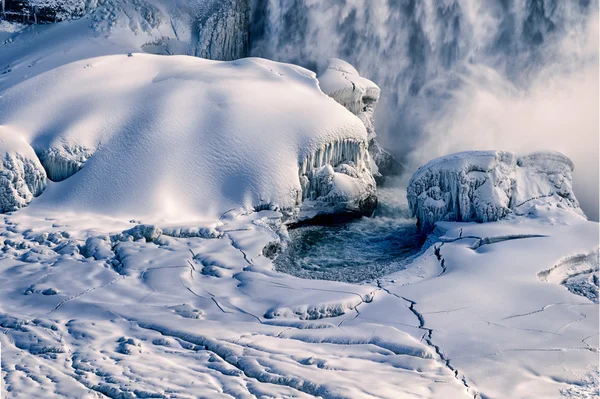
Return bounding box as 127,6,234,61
407,150,583,232
0,200,596,399
0,53,375,221
0,127,46,212
318,58,400,179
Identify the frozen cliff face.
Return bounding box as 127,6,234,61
407,150,583,232
193,0,249,61
0,54,375,221
317,58,400,181
298,138,376,220
0,128,46,212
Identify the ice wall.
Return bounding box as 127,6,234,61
0,129,46,212
407,150,582,232
194,0,249,61
36,145,93,182
298,138,376,219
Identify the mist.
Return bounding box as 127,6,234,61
403,12,599,220
249,0,599,220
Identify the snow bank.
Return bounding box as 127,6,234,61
0,54,374,221
407,150,582,232
0,127,46,212
317,58,400,179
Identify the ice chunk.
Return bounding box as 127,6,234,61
407,150,583,232
0,128,47,213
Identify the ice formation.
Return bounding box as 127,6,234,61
194,0,249,61
0,54,375,221
0,128,46,212
407,150,582,232
298,138,376,219
35,144,94,182
317,58,400,180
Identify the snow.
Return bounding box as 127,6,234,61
0,53,375,221
0,198,597,398
407,150,583,232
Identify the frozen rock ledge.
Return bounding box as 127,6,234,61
407,150,583,232
318,58,401,182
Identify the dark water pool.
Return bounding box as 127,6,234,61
275,188,426,283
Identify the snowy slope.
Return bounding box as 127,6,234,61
0,53,375,221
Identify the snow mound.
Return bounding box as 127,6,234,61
407,150,582,232
317,58,400,180
0,54,374,221
0,127,46,212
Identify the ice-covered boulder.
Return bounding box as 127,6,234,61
0,54,375,221
407,150,582,232
0,128,47,212
318,59,401,181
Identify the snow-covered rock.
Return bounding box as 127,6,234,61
0,128,46,212
317,58,400,180
0,54,375,221
407,150,583,232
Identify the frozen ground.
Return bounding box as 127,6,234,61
0,201,597,398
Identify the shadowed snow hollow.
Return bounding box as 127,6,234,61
407,150,582,232
0,54,375,220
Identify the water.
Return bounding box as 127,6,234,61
275,187,425,283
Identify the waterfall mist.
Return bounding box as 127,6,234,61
249,0,599,220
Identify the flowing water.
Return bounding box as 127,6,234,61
275,186,425,283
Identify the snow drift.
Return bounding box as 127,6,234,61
407,150,582,232
0,54,375,221
317,58,400,180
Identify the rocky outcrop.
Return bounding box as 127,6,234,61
317,59,401,182
407,150,582,232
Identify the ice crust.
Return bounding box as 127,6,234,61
407,150,582,232
0,54,374,220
